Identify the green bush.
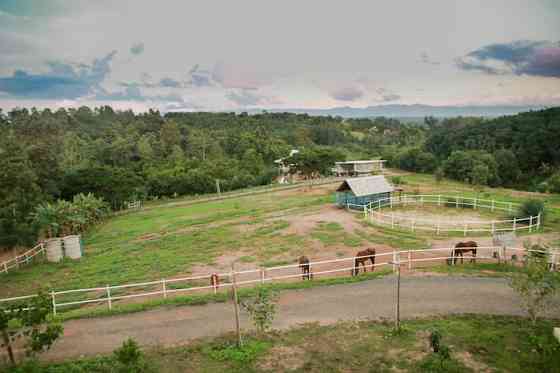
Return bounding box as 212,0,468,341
390,176,406,185
516,200,545,223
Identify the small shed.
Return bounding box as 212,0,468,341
335,175,394,209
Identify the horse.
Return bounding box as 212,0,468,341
353,248,376,276
451,241,478,264
210,273,220,293
298,255,313,280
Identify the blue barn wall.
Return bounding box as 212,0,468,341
336,191,391,209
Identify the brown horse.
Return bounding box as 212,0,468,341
298,256,312,280
451,241,478,264
353,248,376,275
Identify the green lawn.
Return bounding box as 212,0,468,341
9,315,560,372
2,172,558,299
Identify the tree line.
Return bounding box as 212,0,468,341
1,105,559,248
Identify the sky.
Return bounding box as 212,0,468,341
0,0,559,112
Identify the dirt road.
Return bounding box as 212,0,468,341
42,275,554,361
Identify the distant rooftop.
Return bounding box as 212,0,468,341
335,160,386,165
336,175,394,197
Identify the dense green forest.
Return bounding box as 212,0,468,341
0,106,559,248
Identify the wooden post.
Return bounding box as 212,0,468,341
394,259,401,331
216,179,221,196
392,251,397,273
492,221,495,234
513,217,517,231
378,200,381,210
106,285,112,310
456,197,459,209
260,268,266,284
537,212,541,230
408,250,412,270
529,216,533,233
231,264,242,347
391,213,395,229
451,249,455,266
473,198,477,209
491,199,495,211
162,279,167,298
51,291,57,316
438,195,441,206
390,197,393,209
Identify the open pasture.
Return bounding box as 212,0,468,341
1,171,559,299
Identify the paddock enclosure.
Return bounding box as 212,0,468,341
1,245,558,316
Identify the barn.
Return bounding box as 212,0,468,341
335,175,394,209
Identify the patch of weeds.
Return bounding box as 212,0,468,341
206,340,270,364
416,353,469,373
261,259,293,268
239,256,257,263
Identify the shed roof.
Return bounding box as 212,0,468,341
336,175,394,197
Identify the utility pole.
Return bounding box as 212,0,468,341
231,263,242,347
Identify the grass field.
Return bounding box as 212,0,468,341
9,315,560,372
1,171,559,298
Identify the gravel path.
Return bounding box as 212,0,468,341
41,275,549,361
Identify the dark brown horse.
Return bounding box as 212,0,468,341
298,255,312,280
353,248,376,275
451,241,478,264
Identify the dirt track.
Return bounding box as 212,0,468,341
40,275,559,361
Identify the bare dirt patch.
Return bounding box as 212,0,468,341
454,351,492,372
281,205,363,235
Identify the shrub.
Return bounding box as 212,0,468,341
390,176,405,185
240,286,278,334
516,199,545,224
207,340,270,364
113,338,151,372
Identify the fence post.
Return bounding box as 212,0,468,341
529,216,533,233
408,250,412,270
492,221,495,234
513,217,517,231
537,212,541,230
438,195,441,206
392,251,397,273
3,262,7,274
51,291,57,316
231,264,242,347
106,285,112,310
162,279,167,298
451,249,455,266
464,223,467,237
260,268,266,284
456,197,459,208
363,205,367,219
491,199,495,211
390,197,393,209
378,200,381,210
509,202,513,212
473,198,477,209
391,213,395,229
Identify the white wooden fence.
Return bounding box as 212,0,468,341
1,246,558,315
361,194,541,235
0,243,45,274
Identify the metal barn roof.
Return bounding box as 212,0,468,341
336,175,394,197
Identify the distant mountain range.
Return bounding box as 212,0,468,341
243,104,551,118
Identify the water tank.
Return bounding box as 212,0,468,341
63,235,82,259
46,238,63,262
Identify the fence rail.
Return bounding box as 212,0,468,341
362,194,541,235
1,246,558,315
0,243,45,274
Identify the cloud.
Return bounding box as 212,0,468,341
96,84,184,103
226,89,264,106
456,40,560,78
130,42,145,56
159,77,182,88
212,61,266,89
419,52,440,65
329,86,364,101
375,87,401,102
0,50,116,99
188,64,213,87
